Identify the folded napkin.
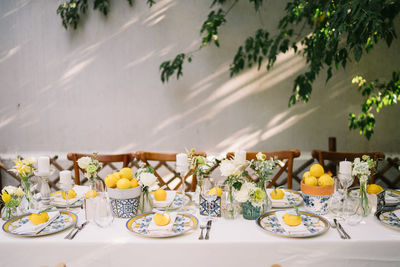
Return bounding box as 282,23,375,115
385,191,400,204
275,210,309,236
147,212,177,235
152,191,177,209
266,189,289,204
392,209,400,220
13,211,60,235
51,185,89,206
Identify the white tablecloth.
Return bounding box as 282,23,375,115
1,208,400,267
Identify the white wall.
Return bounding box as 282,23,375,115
1,0,399,159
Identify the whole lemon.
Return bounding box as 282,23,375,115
61,190,75,199
105,174,118,188
130,177,139,188
85,190,98,199
28,212,49,225
117,178,132,189
270,188,285,200
367,184,383,194
302,171,311,180
304,175,318,186
154,188,167,201
153,212,171,226
282,213,302,226
1,193,11,203
207,187,222,197
310,164,324,178
318,174,334,187
119,168,133,180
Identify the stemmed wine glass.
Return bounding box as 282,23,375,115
201,178,217,221
338,172,354,219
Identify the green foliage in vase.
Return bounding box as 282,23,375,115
159,0,400,139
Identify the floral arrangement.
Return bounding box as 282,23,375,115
352,155,376,216
77,153,103,180
9,156,36,209
187,149,225,185
219,152,249,190
234,182,266,207
1,186,25,220
135,163,158,192
249,152,279,188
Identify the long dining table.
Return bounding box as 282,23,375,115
1,202,400,267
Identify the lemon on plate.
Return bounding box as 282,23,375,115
270,188,284,200
62,189,77,199
207,187,222,197
29,212,49,225
154,188,167,201
318,174,334,187
310,164,324,178
85,190,98,199
282,213,301,226
153,212,171,226
367,184,383,194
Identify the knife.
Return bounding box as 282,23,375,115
205,220,212,240
35,213,61,235
337,221,351,239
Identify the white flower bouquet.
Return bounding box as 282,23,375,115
352,155,376,216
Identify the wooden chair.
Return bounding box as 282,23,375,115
137,151,206,192
67,153,134,185
226,149,301,189
311,150,385,183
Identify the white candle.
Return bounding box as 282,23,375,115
339,161,352,175
38,156,50,174
176,153,188,173
59,170,73,185
235,150,247,163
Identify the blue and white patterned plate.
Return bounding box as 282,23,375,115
256,210,330,238
271,189,304,208
375,207,400,231
2,211,77,237
126,212,198,238
154,192,191,211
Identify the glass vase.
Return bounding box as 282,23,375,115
21,177,33,210
89,176,105,192
139,190,153,213
359,180,371,217
1,206,17,221
222,185,239,219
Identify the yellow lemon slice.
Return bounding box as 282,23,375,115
304,175,318,186
116,178,132,189
270,188,284,200
282,213,302,226
310,164,324,178
207,187,222,197
119,168,133,180
318,174,334,187
153,212,171,226
154,188,167,201
85,190,98,199
367,184,383,194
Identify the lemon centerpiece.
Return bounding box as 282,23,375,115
318,174,334,187
270,188,284,200
310,164,324,178
29,212,49,225
153,212,171,226
282,212,302,226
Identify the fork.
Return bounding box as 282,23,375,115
67,221,88,240
198,225,206,240
64,223,79,239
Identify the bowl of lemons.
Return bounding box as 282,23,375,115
105,168,141,218
301,164,335,215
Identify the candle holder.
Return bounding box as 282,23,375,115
34,170,55,209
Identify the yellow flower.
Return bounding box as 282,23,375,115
15,187,25,197
22,157,36,165
11,158,34,176
256,152,267,161
2,193,11,203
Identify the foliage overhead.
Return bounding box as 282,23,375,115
56,0,400,139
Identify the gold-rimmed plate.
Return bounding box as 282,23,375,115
126,212,198,238
2,211,77,237
267,189,303,208
375,207,400,232
256,210,330,238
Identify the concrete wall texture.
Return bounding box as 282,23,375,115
1,0,399,158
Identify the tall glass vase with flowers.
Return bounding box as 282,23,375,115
9,156,36,210
352,155,376,217
136,163,158,213
77,153,104,192
1,186,25,220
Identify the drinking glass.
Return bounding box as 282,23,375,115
94,192,114,228
344,195,363,226
201,178,217,220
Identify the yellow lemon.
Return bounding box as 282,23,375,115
270,188,284,200
85,190,98,199
61,189,76,199
304,175,318,186
367,184,383,194
105,174,118,188
119,168,133,180
153,212,171,226
130,177,139,188
113,172,122,180
116,178,132,189
207,187,222,197
302,171,311,180
154,188,167,201
318,174,334,187
1,193,11,203
310,164,324,178
28,212,49,225
282,213,302,226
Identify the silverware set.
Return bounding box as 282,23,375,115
198,220,212,240
332,218,351,239
65,221,89,240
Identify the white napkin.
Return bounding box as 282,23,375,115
275,210,309,236
266,189,288,204
147,212,177,235
152,191,177,208
13,211,60,235
392,209,400,220
51,185,88,206
385,191,399,204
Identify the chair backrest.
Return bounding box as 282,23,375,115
311,150,385,183
226,149,301,189
67,153,134,185
137,151,206,192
